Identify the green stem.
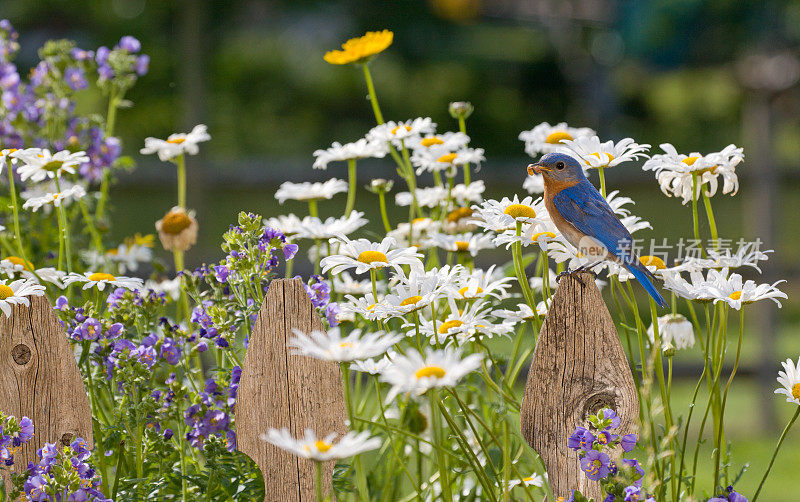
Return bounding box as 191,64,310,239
362,63,384,124
342,364,368,500
345,159,357,216
429,390,453,502
714,308,743,490
54,177,72,272
308,199,318,217
176,154,187,209
314,461,324,502
6,164,31,265
702,189,719,251
691,173,704,256
378,190,392,233
598,166,607,198
752,407,800,502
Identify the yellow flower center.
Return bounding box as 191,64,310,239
414,365,446,379
366,303,377,311
421,137,444,147
545,131,573,144
437,153,457,164
391,125,412,135
160,211,193,235
400,295,423,306
339,342,354,349
167,137,186,144
4,256,33,271
438,319,463,334
314,440,332,452
586,152,615,166
0,285,14,300
458,286,483,297
682,156,700,166
446,207,473,223
504,204,536,219
532,231,556,241
412,217,430,225
88,272,116,282
522,476,535,483
357,250,388,265
323,30,394,65
640,256,666,270
42,159,64,172
792,383,800,400
729,291,743,300
454,241,470,251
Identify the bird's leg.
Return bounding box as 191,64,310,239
574,260,602,277
555,268,573,282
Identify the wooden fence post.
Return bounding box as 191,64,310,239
0,295,93,477
520,272,638,501
236,278,348,501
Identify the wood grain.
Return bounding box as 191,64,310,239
236,278,348,501
0,295,93,478
520,272,638,501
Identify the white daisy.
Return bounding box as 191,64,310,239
320,237,423,276
22,184,86,212
395,186,447,208
12,149,89,182
140,124,211,161
493,302,547,323
379,347,483,401
450,265,514,301
774,357,800,405
387,218,441,249
409,132,470,152
471,195,544,232
661,268,718,302
0,279,46,317
106,241,153,273
382,271,445,318
0,256,35,277
63,272,144,291
294,212,368,240
706,268,787,310
275,178,348,204
493,221,562,252
264,214,306,236
31,267,68,289
424,232,494,257
352,352,396,375
287,327,401,362
260,428,382,462
647,314,695,350
413,147,485,175
450,180,486,206
518,122,595,157
341,293,390,322
312,138,388,170
505,473,545,489
333,272,382,295
367,118,436,146
418,298,513,345
144,277,182,301
561,135,650,169
642,143,744,204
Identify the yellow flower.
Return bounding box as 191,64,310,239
324,30,394,65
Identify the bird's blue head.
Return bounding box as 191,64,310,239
527,152,586,184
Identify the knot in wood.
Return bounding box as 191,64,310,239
60,432,74,446
582,391,617,420
11,343,31,365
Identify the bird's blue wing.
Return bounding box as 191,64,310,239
552,180,635,262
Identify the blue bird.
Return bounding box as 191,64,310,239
528,152,667,308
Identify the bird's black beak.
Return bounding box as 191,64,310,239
527,162,549,175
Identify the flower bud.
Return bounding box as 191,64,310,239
662,342,676,358
367,178,393,193
449,101,474,120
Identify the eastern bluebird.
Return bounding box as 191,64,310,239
528,152,667,307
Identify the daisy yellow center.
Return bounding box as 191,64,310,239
366,303,377,311
167,137,186,144
682,156,700,166
42,160,64,172
438,153,457,164
523,476,535,482
545,131,573,144
532,231,556,241
160,212,193,235
412,217,429,225
458,286,483,297
446,207,473,223
313,440,332,452
357,250,388,265
587,152,615,166
5,256,33,271
88,272,116,282
421,138,444,147
339,342,354,349
504,204,536,219
0,285,14,300
391,125,412,135
400,295,423,306
792,383,800,400
454,241,470,251
414,366,446,379
438,319,463,334
729,290,743,300
640,256,666,270
323,30,394,65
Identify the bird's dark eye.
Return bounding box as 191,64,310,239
556,161,565,170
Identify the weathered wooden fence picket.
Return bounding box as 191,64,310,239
0,274,638,501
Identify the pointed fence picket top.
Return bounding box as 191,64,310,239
0,294,93,477
236,278,348,501
520,272,638,501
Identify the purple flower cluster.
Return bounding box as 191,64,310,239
57,296,125,342
95,35,149,82
300,274,340,327
183,366,240,452
0,413,34,467
24,438,108,502
709,486,748,502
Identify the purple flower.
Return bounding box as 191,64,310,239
201,410,229,435
624,486,643,501
596,430,615,446
196,340,208,352
18,416,34,443
64,67,88,91
55,295,69,310
599,408,621,428
77,318,102,341
283,242,298,260
214,265,230,283
620,433,637,452
117,36,141,53
70,48,94,61
70,437,91,460
135,54,149,76
326,302,340,326
160,338,180,365
623,458,645,487
24,473,48,501
163,429,174,440
567,427,595,451
95,46,110,65
580,449,611,481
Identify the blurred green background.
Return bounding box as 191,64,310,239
4,0,800,499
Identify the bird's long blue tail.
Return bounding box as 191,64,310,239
627,265,668,308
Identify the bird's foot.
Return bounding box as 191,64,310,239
555,269,573,282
